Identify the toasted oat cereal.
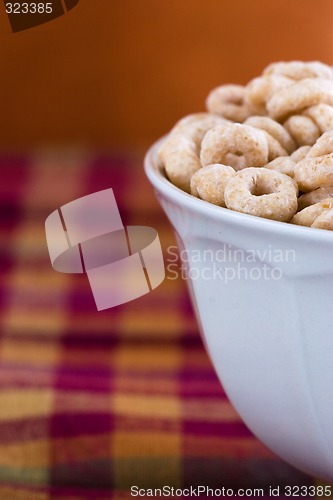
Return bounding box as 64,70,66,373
244,116,296,154
200,123,268,171
206,84,251,122
224,167,298,222
263,61,333,81
265,156,297,178
291,198,333,226
267,79,333,121
290,145,311,162
157,61,333,230
298,187,333,211
245,75,293,116
284,115,320,146
312,207,333,229
158,113,227,192
307,130,333,157
303,104,333,134
190,164,235,207
294,154,333,192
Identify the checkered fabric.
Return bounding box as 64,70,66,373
0,150,330,499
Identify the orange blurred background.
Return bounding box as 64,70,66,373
0,0,333,149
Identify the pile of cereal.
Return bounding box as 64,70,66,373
158,61,333,230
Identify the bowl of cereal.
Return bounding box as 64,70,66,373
145,61,333,481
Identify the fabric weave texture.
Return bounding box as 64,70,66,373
0,150,324,499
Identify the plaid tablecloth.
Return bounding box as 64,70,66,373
0,149,330,499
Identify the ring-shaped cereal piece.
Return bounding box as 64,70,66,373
291,198,333,227
170,113,231,143
283,115,320,147
263,61,333,81
200,123,269,171
245,75,293,116
245,116,296,154
159,134,201,193
206,84,251,122
290,145,311,162
224,167,298,222
267,78,333,121
303,104,333,134
294,153,333,192
265,156,297,179
297,187,333,211
312,207,333,230
262,132,288,161
307,130,333,157
158,113,227,192
190,164,236,207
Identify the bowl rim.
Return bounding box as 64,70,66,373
144,137,333,244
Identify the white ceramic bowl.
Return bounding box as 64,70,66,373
145,139,333,481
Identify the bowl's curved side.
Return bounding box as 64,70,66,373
145,140,333,481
